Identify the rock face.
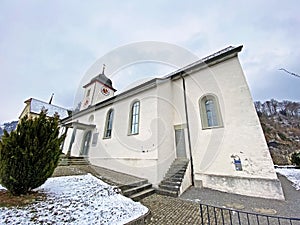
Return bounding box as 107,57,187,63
255,100,300,165
0,121,18,138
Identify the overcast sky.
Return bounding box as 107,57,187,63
0,0,299,122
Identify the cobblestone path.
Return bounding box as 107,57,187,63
140,194,201,225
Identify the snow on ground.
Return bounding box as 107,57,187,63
276,168,300,190
0,174,148,225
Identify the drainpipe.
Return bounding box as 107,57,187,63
180,74,195,186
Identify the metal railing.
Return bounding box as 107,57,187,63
199,203,300,225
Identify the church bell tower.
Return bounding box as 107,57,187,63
81,65,116,110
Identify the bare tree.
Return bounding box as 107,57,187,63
279,68,300,79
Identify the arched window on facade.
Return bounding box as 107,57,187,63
129,101,140,135
199,95,223,129
104,109,114,138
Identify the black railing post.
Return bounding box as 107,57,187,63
221,208,225,225
199,202,300,225
206,205,210,225
237,211,241,225
200,204,204,225
214,207,218,225
229,210,233,225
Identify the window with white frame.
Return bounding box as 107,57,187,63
104,109,114,138
199,95,223,129
86,89,91,97
129,101,140,135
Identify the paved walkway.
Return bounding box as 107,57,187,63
53,165,300,224
180,174,300,218
140,194,201,225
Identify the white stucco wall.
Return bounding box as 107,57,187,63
65,86,162,184
62,51,284,199
156,80,178,186
183,57,284,199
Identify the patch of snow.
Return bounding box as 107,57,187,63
0,174,148,224
276,168,300,190
30,98,69,119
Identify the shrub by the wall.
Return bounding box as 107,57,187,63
0,111,65,195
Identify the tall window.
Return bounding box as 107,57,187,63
104,109,114,138
130,101,140,135
86,89,91,97
200,95,223,129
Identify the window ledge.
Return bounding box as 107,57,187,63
103,136,112,139
128,132,139,136
202,125,224,130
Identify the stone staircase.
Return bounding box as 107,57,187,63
156,158,189,197
59,155,90,166
120,180,155,201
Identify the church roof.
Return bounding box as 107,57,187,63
64,45,243,121
25,98,70,119
165,45,242,79
83,72,117,91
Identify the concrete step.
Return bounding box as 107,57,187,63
165,170,186,176
158,184,180,192
160,180,181,186
123,183,152,197
131,188,155,201
172,161,189,165
168,166,187,170
58,156,90,166
171,166,188,170
119,180,148,191
164,173,185,179
157,158,189,197
164,177,183,182
155,188,178,197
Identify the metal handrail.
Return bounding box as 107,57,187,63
199,203,300,225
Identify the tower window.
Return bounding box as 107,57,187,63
129,101,140,135
86,89,91,97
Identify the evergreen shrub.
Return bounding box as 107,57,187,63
0,111,65,195
291,151,300,166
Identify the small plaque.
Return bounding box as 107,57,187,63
92,133,99,146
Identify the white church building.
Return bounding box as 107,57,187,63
61,46,284,200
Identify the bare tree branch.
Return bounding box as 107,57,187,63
279,68,300,78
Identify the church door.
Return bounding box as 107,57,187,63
175,128,187,158
80,130,92,156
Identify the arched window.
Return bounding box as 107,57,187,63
199,95,223,129
104,109,114,138
129,101,140,135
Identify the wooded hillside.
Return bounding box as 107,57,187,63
255,99,300,165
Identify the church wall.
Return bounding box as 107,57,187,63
81,83,96,110
155,79,178,186
69,87,161,184
184,56,284,199
61,48,284,199
93,81,114,105
19,104,30,120
62,128,73,154
72,130,85,156
154,78,194,188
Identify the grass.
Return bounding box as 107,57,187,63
0,190,46,207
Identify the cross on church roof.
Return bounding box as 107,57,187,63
102,64,106,74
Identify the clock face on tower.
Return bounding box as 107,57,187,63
101,86,110,96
